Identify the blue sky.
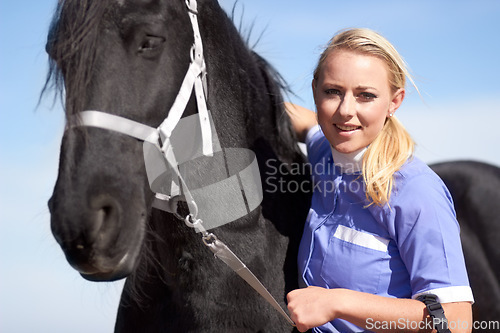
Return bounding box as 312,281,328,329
1,0,499,332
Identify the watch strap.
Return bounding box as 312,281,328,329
416,294,452,333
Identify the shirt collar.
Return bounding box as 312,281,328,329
330,145,367,174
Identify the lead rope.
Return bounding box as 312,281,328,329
159,133,295,326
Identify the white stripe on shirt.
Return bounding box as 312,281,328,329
333,225,390,252
413,286,475,304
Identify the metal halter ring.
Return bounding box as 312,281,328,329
184,214,203,229
202,233,218,246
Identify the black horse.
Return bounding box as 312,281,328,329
431,161,500,330
44,0,499,332
45,0,310,332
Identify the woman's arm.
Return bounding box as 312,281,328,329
287,286,472,333
284,102,318,142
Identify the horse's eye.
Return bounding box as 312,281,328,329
138,36,165,56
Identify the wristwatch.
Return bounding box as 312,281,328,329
416,294,451,333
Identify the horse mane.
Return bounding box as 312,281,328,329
250,51,304,162
226,2,303,162
42,0,109,117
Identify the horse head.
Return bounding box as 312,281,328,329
46,0,200,281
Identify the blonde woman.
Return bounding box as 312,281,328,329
285,28,473,332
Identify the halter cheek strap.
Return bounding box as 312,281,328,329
159,0,212,157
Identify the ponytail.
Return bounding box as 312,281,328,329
363,116,414,206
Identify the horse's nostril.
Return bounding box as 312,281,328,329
90,196,121,247
96,205,113,225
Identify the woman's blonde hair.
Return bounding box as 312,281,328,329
313,28,416,206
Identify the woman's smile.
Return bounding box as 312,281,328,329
335,123,362,132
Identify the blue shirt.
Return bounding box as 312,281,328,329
298,126,473,333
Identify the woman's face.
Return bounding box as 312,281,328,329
313,50,404,154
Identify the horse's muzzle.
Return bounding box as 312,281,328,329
49,192,144,281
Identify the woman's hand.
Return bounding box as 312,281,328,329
287,286,472,333
284,102,318,142
287,286,339,332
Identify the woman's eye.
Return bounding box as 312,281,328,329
325,89,342,96
359,92,377,101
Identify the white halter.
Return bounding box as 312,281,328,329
68,0,294,326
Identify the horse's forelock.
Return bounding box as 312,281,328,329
43,0,111,117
